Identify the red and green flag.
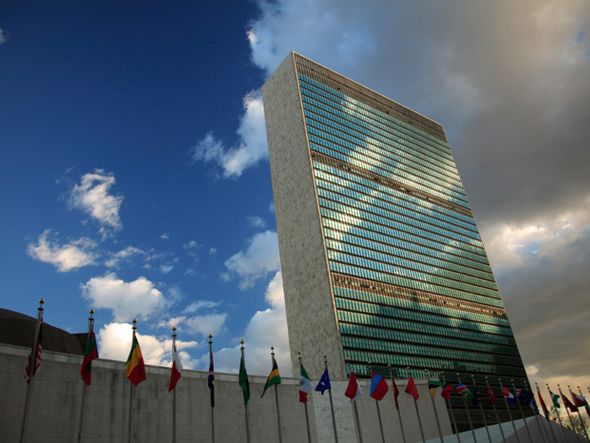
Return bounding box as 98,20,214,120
299,364,313,403
126,334,146,385
80,330,99,385
261,354,281,398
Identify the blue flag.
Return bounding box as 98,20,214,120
315,367,331,394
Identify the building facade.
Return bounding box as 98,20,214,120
263,53,530,430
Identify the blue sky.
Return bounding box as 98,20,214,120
1,0,589,385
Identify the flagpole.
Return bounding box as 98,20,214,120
569,385,590,441
171,327,177,443
77,309,94,443
442,374,462,443
352,398,363,443
456,374,476,442
209,334,215,443
558,384,577,437
240,341,250,443
499,379,521,443
408,367,425,443
366,362,386,443
425,369,444,443
485,377,506,443
388,365,406,443
526,380,549,443
547,384,569,442
471,374,492,443
270,347,283,443
579,386,590,420
19,298,44,443
511,379,533,442
324,355,339,443
536,382,558,443
128,319,137,443
298,353,312,443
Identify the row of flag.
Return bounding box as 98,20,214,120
21,303,590,423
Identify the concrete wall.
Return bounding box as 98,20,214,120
1,344,451,442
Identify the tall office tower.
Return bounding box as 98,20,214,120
263,53,529,429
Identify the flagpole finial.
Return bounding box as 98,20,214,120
172,326,176,339
298,351,302,362
240,339,244,348
208,334,212,345
270,346,275,357
89,308,95,317
132,318,137,330
323,354,327,363
38,299,45,310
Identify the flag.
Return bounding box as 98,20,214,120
572,392,587,408
315,367,331,395
561,392,577,412
80,330,99,386
261,354,281,398
502,386,516,405
517,388,534,409
428,380,443,399
456,383,473,400
537,388,550,419
126,334,146,385
405,376,419,400
345,371,362,401
299,364,313,403
472,384,480,406
208,345,215,407
441,384,454,400
550,391,561,409
392,378,400,408
486,387,497,406
25,323,43,383
239,353,250,404
370,371,388,401
168,340,182,392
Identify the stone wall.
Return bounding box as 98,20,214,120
1,344,451,442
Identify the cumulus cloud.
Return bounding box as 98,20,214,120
70,169,123,236
245,216,266,229
224,230,280,288
27,230,96,272
97,322,198,368
190,91,267,178
183,300,221,314
82,273,166,321
105,246,144,269
206,271,291,376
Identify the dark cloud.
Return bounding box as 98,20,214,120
249,0,590,382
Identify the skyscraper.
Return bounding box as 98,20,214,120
263,53,528,429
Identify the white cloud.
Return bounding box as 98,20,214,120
185,314,227,337
70,169,123,236
0,29,6,46
105,246,144,268
210,271,291,376
208,247,217,256
246,216,266,229
224,230,280,289
160,232,170,240
190,91,267,178
27,230,96,272
82,273,166,322
97,322,198,369
160,264,174,274
183,300,221,314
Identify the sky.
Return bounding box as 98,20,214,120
0,0,589,390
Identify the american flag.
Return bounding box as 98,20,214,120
25,323,43,383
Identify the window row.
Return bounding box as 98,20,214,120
319,201,485,258
324,228,494,282
306,119,469,206
335,298,512,337
329,262,503,307
343,351,527,378
316,182,481,242
333,286,508,327
338,322,518,357
340,335,524,367
326,239,497,291
301,91,461,184
298,75,453,160
313,161,477,230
